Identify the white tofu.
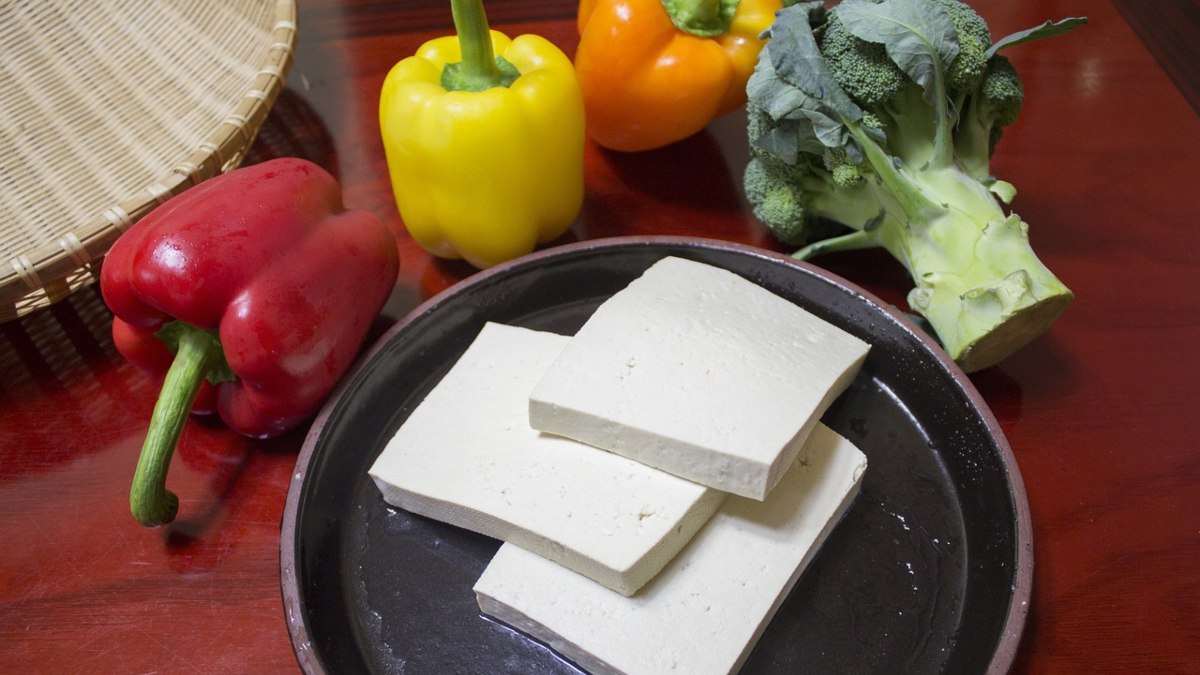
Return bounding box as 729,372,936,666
474,424,867,675
368,322,725,597
529,256,869,500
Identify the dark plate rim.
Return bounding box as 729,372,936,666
278,235,1033,674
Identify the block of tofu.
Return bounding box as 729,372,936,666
474,424,867,675
529,256,870,500
368,322,725,596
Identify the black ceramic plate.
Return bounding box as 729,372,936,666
280,237,1031,674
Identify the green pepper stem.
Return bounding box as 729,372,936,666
661,0,739,37
443,0,519,92
129,324,222,527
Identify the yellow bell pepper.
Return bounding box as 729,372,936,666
379,0,585,269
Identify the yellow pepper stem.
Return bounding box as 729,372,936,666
661,0,740,37
443,0,519,91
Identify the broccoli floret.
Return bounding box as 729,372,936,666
744,0,1085,371
822,146,867,188
744,155,809,246
745,107,882,247
978,56,1024,127
821,11,907,108
938,0,991,92
957,55,1024,179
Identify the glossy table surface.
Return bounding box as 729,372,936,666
2,0,1197,672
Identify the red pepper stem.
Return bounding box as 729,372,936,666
129,324,221,527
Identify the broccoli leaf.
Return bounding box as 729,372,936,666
753,117,828,164
747,58,816,164
768,3,842,97
752,124,802,164
747,54,812,121
751,66,852,150
758,4,861,150
836,0,958,105
986,17,1089,59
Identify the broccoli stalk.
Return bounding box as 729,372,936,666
744,0,1085,371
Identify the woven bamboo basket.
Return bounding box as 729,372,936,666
0,0,297,323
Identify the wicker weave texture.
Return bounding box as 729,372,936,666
0,0,296,323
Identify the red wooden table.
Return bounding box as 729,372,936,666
2,0,1197,672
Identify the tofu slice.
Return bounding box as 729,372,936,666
368,322,725,596
474,424,867,675
529,256,870,500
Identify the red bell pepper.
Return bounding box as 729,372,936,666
100,158,399,527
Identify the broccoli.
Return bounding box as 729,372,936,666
744,0,1086,371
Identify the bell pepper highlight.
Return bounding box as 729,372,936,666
379,0,585,269
100,158,399,527
575,0,784,151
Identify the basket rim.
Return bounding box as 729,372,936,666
1,0,298,324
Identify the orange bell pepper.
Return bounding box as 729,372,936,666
575,0,784,152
